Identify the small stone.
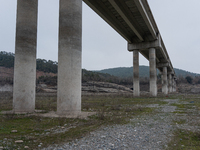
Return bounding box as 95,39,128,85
101,135,106,138
11,130,17,133
38,145,41,147
109,143,114,147
61,127,65,129
24,146,29,149
0,146,3,149
15,140,23,143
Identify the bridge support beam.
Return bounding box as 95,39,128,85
133,50,140,96
13,0,38,113
149,48,157,96
174,80,177,92
57,0,82,115
172,78,175,92
162,67,168,95
168,74,172,93
172,77,176,92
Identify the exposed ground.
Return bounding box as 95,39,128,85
1,92,200,149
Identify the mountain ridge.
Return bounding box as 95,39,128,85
95,66,200,78
0,51,199,79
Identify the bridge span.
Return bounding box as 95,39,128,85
83,0,176,96
12,0,176,115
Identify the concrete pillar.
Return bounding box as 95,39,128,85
168,74,172,92
174,80,177,92
149,48,157,96
172,78,176,92
133,50,140,96
13,0,38,113
57,0,82,115
172,78,174,92
162,67,168,95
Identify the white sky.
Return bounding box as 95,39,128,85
0,0,200,73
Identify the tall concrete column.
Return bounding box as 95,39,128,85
13,0,38,113
149,48,157,96
133,50,140,96
162,67,168,95
168,74,172,92
57,0,82,115
172,78,176,92
174,80,177,92
172,78,174,92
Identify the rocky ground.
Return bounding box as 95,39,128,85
41,98,199,150
2,81,133,94
3,81,200,95
1,94,200,149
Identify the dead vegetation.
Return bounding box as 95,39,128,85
0,92,159,149
1,93,200,149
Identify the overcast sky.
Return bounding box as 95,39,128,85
0,0,200,74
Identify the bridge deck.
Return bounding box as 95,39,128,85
83,0,175,74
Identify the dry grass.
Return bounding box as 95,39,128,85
0,92,161,149
167,94,200,150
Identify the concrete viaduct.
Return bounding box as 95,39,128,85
12,0,176,115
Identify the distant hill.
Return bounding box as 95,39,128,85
96,66,200,78
96,66,149,78
174,68,199,77
0,51,57,73
0,51,130,85
1,51,199,79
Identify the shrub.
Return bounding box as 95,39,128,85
185,76,193,84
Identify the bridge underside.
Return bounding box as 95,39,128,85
83,0,174,73
84,0,176,96
10,0,176,115
84,0,158,43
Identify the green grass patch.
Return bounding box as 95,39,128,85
171,103,187,109
173,111,186,114
167,129,200,150
173,119,186,125
0,93,161,149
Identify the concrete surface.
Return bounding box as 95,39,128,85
149,48,157,96
13,0,38,113
133,50,140,96
162,67,168,95
57,0,82,115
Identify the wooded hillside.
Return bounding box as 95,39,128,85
97,66,200,78
1,51,200,86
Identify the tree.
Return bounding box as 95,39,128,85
0,51,14,68
185,76,193,84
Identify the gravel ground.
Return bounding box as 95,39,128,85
42,99,181,150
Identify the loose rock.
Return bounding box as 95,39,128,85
24,146,29,149
15,140,23,143
11,130,17,133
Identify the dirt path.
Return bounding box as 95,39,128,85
43,99,187,150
